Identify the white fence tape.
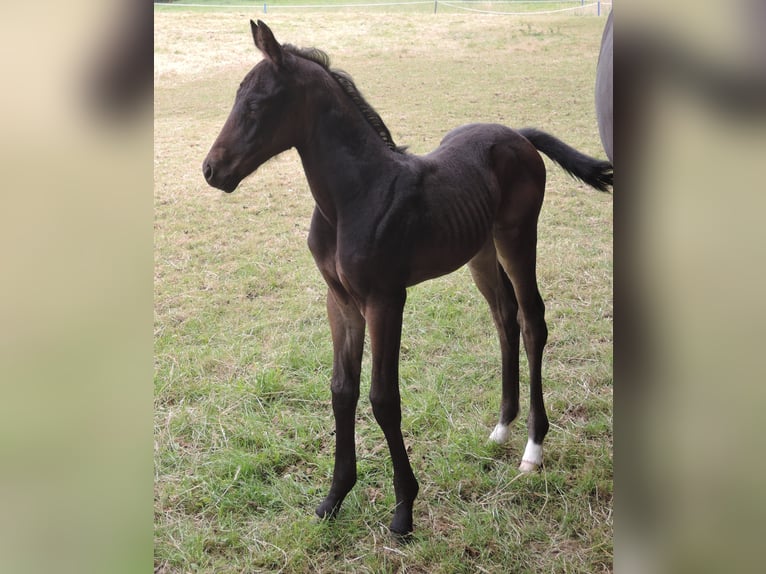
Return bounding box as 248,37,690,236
439,1,599,15
155,1,432,7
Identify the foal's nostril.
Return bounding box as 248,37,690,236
203,160,213,182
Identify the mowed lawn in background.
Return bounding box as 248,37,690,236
155,8,612,573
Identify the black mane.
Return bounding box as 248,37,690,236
284,44,405,153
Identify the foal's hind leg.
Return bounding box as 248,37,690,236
493,222,549,472
468,240,521,445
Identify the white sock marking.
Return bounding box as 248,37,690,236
519,438,543,472
489,423,510,444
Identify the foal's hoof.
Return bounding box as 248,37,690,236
315,498,342,520
389,513,414,537
387,500,415,537
519,439,543,472
518,460,540,473
488,423,510,444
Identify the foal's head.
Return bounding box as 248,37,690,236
203,20,403,193
203,21,303,193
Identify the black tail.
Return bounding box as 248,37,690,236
518,127,613,192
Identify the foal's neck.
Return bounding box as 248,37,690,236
295,82,401,226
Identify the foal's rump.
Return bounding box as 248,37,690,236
439,123,613,192
433,122,546,196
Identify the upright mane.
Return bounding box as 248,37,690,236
283,44,406,153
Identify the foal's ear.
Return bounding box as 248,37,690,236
251,20,283,68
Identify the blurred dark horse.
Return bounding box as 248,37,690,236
88,0,152,117
595,10,613,163
203,21,612,535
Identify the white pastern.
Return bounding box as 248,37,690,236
519,438,543,472
488,423,510,444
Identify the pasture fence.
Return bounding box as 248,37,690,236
154,1,612,17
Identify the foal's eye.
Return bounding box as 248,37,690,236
245,100,262,117
247,95,267,113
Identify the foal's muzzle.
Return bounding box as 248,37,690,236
202,155,237,193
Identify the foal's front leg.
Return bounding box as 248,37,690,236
366,291,419,535
316,289,366,520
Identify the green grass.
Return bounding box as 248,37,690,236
155,9,612,573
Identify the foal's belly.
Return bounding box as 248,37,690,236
405,224,491,287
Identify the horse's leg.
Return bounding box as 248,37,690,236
308,207,366,519
365,291,419,535
315,287,366,519
493,222,549,472
467,239,521,444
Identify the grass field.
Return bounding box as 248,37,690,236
155,7,612,573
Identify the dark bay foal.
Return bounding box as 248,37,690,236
203,21,612,535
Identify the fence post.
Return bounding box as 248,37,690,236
597,1,600,16
434,0,438,14
264,3,267,14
